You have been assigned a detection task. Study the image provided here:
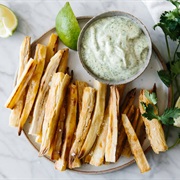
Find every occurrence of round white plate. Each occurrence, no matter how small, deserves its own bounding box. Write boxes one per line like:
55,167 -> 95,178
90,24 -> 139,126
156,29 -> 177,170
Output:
23,17 -> 171,174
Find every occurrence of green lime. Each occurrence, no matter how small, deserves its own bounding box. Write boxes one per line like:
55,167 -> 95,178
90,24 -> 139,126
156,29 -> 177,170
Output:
0,4 -> 18,38
55,2 -> 80,50
174,96 -> 180,127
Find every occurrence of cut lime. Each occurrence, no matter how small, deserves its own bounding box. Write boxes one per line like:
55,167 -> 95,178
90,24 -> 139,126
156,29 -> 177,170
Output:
55,2 -> 80,50
174,96 -> 180,127
0,4 -> 18,38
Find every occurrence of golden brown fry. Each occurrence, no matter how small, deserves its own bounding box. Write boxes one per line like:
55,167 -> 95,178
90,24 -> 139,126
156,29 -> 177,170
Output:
116,88 -> 136,160
105,86 -> 119,162
9,37 -> 31,127
35,133 -> 42,143
90,105 -> 110,166
29,50 -> 64,135
136,116 -> 146,146
69,87 -> 96,169
58,48 -> 69,73
18,44 -> 47,135
79,81 -> 107,158
116,84 -> 126,104
75,80 -> 88,114
121,88 -> 136,113
45,33 -> 59,68
40,73 -> 71,155
139,89 -> 168,154
122,114 -> 150,173
5,58 -> 37,109
122,107 -> 140,157
55,84 -> 77,171
51,103 -> 66,160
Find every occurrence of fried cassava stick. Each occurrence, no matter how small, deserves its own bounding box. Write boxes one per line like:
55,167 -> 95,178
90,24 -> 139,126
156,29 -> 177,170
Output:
105,86 -> 119,162
79,80 -> 107,158
122,107 -> 140,157
90,104 -> 110,166
29,50 -> 64,135
139,88 -> 168,154
9,36 -> 31,127
69,87 -> 96,169
122,114 -> 150,173
51,102 -> 66,160
5,58 -> 37,109
116,88 -> 136,160
18,44 -> 47,135
40,73 -> 71,155
45,33 -> 59,68
58,48 -> 69,73
55,84 -> 77,171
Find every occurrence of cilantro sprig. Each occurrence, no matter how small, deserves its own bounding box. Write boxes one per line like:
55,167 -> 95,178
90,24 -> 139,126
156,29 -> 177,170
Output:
142,103 -> 180,125
154,0 -> 180,105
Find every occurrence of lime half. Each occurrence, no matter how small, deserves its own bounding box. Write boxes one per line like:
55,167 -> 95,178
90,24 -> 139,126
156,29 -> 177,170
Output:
55,2 -> 80,50
174,97 -> 180,127
0,4 -> 18,38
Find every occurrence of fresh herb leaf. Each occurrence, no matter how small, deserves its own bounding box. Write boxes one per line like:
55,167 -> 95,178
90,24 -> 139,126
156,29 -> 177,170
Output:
154,0 -> 180,41
171,59 -> 180,76
142,103 -> 180,125
142,103 -> 159,120
157,70 -> 172,87
168,0 -> 180,9
144,90 -> 157,105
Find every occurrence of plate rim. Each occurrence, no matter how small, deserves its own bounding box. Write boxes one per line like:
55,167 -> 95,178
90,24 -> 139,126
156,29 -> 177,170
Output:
22,16 -> 172,174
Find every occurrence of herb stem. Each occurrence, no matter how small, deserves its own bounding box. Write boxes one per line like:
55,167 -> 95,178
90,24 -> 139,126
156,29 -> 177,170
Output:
168,137 -> 180,150
175,76 -> 180,97
173,42 -> 180,62
165,35 -> 174,106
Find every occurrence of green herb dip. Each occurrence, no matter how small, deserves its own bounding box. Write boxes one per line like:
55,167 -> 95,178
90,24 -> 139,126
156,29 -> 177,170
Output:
80,16 -> 149,82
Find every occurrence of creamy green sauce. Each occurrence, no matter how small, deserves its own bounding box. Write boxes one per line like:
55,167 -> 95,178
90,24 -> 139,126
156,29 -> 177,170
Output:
80,16 -> 149,82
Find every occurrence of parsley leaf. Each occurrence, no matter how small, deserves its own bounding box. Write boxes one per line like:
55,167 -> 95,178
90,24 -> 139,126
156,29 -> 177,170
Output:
154,0 -> 180,41
144,90 -> 157,105
142,103 -> 180,125
141,103 -> 159,120
171,59 -> 180,76
157,70 -> 172,87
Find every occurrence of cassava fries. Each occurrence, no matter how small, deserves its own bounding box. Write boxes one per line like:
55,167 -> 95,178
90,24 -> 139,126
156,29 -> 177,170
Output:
116,88 -> 136,160
105,86 -> 119,162
121,88 -> 136,114
69,87 -> 96,169
58,48 -> 69,73
29,50 -> 64,135
79,80 -> 107,158
40,73 -> 71,155
55,84 -> 77,171
136,116 -> 146,146
9,36 -> 31,127
51,103 -> 66,160
90,105 -> 110,166
139,88 -> 168,154
45,33 -> 59,68
116,84 -> 126,104
5,58 -> 37,109
122,114 -> 150,173
122,107 -> 140,157
18,44 -> 47,135
75,80 -> 88,113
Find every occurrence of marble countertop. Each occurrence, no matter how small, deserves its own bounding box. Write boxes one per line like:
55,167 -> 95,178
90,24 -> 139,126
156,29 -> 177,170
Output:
0,0 -> 179,179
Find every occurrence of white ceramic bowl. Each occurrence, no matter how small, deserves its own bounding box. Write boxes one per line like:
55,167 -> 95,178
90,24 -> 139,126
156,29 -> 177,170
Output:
77,11 -> 152,85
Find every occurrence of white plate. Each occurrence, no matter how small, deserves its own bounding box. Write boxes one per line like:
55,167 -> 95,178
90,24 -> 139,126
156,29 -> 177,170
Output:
23,17 -> 171,174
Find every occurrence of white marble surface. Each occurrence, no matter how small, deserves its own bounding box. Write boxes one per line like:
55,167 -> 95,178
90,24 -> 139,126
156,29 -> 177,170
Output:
0,0 -> 180,179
